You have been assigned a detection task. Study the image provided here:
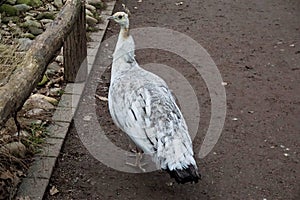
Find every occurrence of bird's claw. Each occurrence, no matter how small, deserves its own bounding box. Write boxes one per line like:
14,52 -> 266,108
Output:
125,161 -> 147,172
126,151 -> 147,172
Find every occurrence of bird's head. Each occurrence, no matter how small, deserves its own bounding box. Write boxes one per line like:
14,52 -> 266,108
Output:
107,12 -> 129,27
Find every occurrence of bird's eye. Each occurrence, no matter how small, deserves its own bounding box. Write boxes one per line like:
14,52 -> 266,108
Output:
118,15 -> 123,19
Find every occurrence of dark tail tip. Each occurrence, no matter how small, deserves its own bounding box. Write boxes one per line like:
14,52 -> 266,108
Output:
166,165 -> 201,184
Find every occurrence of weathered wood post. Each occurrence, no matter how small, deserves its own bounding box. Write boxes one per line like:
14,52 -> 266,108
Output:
63,0 -> 87,82
0,0 -> 83,127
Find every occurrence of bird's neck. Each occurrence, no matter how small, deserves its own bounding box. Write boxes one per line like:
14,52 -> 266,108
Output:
115,24 -> 132,56
111,23 -> 137,81
119,24 -> 130,39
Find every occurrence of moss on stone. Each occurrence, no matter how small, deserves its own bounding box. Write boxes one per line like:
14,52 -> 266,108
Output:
16,0 -> 42,8
0,4 -> 19,16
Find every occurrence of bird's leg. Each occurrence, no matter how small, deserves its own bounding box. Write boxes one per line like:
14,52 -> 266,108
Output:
126,147 -> 147,172
14,111 -> 21,140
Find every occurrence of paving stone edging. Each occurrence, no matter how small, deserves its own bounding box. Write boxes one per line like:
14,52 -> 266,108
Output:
16,1 -> 116,199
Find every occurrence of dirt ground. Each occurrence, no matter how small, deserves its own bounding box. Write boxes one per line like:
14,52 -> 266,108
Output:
44,0 -> 300,199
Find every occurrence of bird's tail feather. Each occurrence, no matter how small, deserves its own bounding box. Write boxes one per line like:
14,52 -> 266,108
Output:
166,164 -> 200,184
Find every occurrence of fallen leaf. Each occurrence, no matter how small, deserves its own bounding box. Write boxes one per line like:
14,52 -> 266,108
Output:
175,2 -> 183,6
95,94 -> 108,101
50,185 -> 59,196
83,115 -> 92,121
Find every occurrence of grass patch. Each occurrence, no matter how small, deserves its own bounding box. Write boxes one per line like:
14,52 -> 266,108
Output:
22,122 -> 48,153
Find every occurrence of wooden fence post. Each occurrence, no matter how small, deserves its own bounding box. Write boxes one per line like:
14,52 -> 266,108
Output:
63,1 -> 87,82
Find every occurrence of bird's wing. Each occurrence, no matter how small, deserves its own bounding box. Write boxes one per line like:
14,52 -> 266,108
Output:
109,72 -> 167,154
109,71 -> 194,169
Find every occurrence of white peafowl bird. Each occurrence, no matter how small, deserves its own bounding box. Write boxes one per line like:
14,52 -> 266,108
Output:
107,12 -> 200,184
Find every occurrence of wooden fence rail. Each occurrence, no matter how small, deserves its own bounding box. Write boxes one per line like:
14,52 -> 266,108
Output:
0,0 -> 87,127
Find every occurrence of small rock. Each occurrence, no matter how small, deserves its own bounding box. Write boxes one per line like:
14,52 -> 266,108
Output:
87,0 -> 104,9
16,0 -> 42,8
221,81 -> 228,86
22,19 -> 42,28
86,15 -> 98,26
23,95 -> 55,111
85,4 -> 96,12
25,108 -> 46,117
1,16 -> 20,24
232,117 -> 238,121
18,38 -> 33,51
36,11 -> 57,20
0,4 -> 19,16
53,0 -> 63,8
28,26 -> 43,35
24,15 -> 33,21
283,153 -> 289,157
49,88 -> 62,97
21,32 -> 35,39
86,8 -> 94,17
55,55 -> 64,64
47,61 -> 61,72
30,93 -> 58,105
13,4 -> 32,12
6,0 -> 17,5
40,18 -> 53,24
45,62 -> 61,78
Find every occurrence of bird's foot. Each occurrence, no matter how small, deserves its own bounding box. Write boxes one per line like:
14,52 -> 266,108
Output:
126,161 -> 147,172
126,152 -> 147,172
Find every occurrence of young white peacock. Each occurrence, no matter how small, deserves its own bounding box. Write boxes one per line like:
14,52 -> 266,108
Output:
107,12 -> 200,184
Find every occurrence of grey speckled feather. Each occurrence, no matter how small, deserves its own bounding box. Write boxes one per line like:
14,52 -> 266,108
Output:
108,12 -> 200,183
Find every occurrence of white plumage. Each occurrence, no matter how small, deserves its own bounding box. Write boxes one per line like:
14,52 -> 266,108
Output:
108,12 -> 200,183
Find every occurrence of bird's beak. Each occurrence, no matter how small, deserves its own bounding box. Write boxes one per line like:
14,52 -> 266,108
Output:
107,16 -> 114,20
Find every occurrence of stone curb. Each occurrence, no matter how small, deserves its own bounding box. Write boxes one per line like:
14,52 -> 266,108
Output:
16,1 -> 116,199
